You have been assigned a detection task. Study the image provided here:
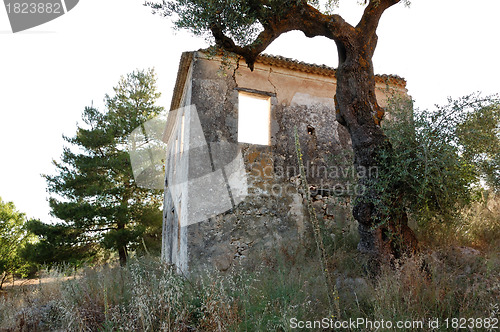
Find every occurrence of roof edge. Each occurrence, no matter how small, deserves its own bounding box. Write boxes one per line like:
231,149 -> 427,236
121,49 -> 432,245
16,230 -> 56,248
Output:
193,49 -> 406,87
169,50 -> 407,111
170,52 -> 194,112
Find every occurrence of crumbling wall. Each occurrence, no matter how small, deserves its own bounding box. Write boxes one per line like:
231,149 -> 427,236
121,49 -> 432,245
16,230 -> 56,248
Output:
179,54 -> 349,273
164,52 -> 407,274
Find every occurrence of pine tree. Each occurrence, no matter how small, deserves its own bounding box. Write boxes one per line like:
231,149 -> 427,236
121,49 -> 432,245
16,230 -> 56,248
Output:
44,69 -> 164,266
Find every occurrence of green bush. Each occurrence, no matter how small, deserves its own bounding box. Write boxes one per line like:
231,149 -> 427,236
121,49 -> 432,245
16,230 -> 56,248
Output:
378,94 -> 500,231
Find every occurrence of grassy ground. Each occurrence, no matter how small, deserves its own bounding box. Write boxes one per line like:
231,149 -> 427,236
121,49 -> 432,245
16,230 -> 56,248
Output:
1,196 -> 498,331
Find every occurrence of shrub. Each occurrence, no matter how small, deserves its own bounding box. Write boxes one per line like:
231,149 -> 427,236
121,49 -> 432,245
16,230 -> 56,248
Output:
378,94 -> 500,231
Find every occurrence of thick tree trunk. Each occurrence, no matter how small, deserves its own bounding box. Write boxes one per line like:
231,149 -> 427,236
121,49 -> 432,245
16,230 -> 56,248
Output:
118,245 -> 127,267
117,221 -> 128,267
334,35 -> 418,264
0,272 -> 7,290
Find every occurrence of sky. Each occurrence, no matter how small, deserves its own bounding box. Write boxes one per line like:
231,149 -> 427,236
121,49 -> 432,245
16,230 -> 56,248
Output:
0,0 -> 499,222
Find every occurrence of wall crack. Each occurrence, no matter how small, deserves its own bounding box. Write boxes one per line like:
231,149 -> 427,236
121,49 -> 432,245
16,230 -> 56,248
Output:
268,67 -> 278,94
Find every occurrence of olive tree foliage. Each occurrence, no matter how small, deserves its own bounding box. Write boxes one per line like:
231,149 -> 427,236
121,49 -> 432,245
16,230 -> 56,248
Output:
378,94 -> 500,232
147,0 -> 410,68
456,97 -> 500,192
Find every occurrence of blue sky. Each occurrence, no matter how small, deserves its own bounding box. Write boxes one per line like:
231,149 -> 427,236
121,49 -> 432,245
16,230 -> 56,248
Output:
1,0 -> 499,222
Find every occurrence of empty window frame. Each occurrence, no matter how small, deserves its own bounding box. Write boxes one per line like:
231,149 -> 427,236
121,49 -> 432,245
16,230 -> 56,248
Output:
237,91 -> 271,145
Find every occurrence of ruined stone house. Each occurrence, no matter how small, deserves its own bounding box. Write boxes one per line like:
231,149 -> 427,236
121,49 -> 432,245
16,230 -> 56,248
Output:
161,50 -> 407,274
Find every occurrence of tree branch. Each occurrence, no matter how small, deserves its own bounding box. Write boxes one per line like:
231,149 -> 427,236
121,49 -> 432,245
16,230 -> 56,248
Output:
356,0 -> 400,36
210,1 -> 354,69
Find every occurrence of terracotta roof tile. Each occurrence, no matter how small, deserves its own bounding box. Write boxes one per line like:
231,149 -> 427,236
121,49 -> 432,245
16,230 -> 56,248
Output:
254,53 -> 406,87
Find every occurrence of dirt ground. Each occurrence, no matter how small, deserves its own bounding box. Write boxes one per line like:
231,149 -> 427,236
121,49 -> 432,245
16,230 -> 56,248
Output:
0,275 -> 77,296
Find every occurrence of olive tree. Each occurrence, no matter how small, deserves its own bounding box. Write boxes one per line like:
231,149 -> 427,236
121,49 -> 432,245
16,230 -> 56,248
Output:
380,94 -> 500,233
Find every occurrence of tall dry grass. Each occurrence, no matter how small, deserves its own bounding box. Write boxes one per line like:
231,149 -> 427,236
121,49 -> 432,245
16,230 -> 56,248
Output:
0,195 -> 498,331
